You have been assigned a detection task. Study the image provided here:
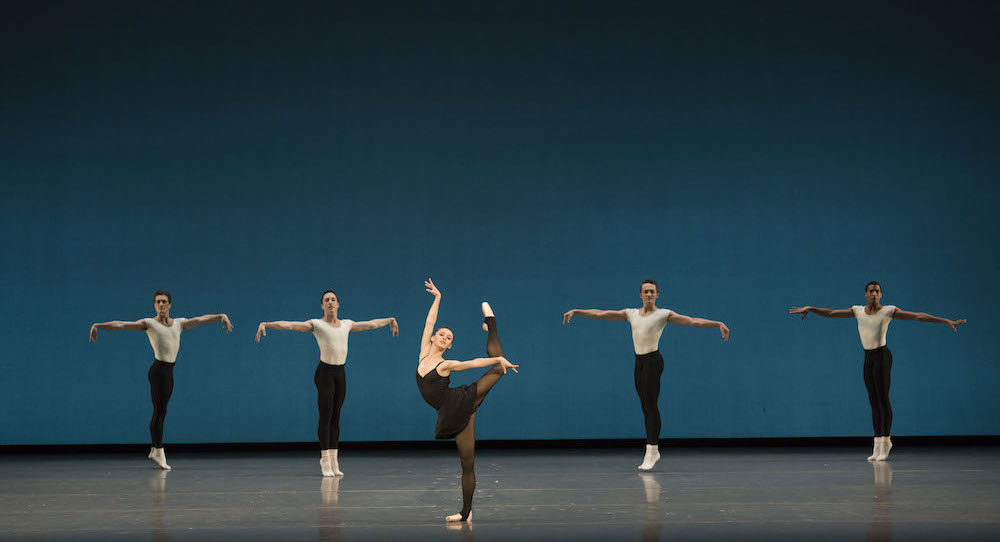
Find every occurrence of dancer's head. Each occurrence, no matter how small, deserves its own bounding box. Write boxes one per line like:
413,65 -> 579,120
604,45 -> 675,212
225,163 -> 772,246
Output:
431,327 -> 453,351
639,279 -> 659,307
321,290 -> 339,316
153,290 -> 171,317
865,281 -> 882,306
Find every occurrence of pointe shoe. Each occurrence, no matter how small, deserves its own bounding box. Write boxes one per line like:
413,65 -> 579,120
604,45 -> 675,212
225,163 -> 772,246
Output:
446,511 -> 471,522
148,447 -> 171,470
320,456 -> 335,477
875,437 -> 892,461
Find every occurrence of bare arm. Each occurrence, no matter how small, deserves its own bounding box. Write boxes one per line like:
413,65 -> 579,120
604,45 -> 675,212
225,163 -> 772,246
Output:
892,308 -> 967,331
562,308 -> 627,325
419,279 -> 441,359
255,320 -> 314,342
350,317 -> 399,337
89,319 -> 148,342
182,314 -> 234,332
789,306 -> 854,319
439,356 -> 518,375
668,312 -> 730,341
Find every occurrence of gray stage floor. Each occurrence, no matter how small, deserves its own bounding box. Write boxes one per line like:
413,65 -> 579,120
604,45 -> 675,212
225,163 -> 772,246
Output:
2,446 -> 999,541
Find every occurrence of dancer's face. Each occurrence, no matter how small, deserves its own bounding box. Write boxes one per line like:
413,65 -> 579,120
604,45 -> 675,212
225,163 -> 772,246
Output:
322,293 -> 339,315
639,283 -> 659,306
865,284 -> 882,306
432,328 -> 453,350
154,295 -> 171,317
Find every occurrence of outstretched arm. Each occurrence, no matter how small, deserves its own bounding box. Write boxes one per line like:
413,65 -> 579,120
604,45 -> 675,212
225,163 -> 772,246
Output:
563,308 -> 627,325
439,356 -> 518,375
893,308 -> 967,331
789,306 -> 854,319
351,317 -> 399,337
668,312 -> 730,341
183,314 -> 234,332
419,278 -> 441,358
255,320 -> 314,342
89,319 -> 148,342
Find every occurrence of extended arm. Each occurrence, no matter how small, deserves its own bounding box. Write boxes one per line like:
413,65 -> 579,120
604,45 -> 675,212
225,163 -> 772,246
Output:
668,312 -> 730,340
439,356 -> 518,375
183,314 -> 234,332
789,306 -> 854,319
562,308 -> 627,325
419,279 -> 441,358
350,317 -> 399,337
893,308 -> 967,331
254,320 -> 314,342
89,319 -> 148,342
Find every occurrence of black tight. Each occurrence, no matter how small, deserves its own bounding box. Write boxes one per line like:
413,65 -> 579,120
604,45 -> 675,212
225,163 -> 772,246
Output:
147,360 -> 174,448
634,351 -> 664,445
454,316 -> 506,520
863,346 -> 893,437
314,363 -> 347,450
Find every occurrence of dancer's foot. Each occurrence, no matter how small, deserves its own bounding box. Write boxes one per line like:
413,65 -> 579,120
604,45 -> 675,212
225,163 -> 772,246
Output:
482,302 -> 494,331
331,450 -> 344,476
638,444 -> 660,471
446,510 -> 471,522
320,455 -> 335,477
875,437 -> 892,461
867,437 -> 880,462
148,447 -> 171,470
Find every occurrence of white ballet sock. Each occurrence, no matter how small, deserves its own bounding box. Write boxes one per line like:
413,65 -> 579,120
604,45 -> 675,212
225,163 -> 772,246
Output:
638,444 -> 660,471
320,450 -> 334,477
876,436 -> 893,461
867,437 -> 880,462
331,449 -> 344,476
148,447 -> 171,470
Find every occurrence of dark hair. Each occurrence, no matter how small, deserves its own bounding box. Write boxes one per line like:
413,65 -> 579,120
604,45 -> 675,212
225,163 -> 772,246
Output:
153,290 -> 172,303
865,281 -> 882,292
321,290 -> 338,303
639,279 -> 659,293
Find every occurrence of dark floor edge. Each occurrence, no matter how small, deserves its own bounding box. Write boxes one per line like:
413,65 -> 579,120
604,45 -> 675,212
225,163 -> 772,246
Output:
3,435 -> 1000,454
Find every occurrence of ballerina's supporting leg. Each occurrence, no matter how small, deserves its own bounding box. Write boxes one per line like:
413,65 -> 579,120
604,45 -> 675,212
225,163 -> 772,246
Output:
447,414 -> 477,522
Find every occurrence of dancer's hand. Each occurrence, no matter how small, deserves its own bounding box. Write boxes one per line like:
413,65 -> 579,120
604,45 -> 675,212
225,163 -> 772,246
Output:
89,324 -> 98,342
389,317 -> 399,337
220,314 -> 234,332
255,323 -> 267,342
497,356 -> 519,374
562,309 -> 575,325
947,319 -> 967,331
719,322 -> 730,341
789,306 -> 811,319
425,278 -> 441,297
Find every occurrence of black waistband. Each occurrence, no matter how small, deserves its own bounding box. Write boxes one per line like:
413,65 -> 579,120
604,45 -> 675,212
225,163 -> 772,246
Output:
152,359 -> 174,367
864,345 -> 891,353
635,350 -> 662,359
316,362 -> 346,369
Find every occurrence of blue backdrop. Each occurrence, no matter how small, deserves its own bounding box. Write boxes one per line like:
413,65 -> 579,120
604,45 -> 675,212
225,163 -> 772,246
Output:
2,1 -> 997,444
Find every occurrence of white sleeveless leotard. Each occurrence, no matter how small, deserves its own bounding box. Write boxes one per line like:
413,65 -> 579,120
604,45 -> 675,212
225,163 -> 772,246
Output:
624,308 -> 673,355
310,319 -> 354,365
852,305 -> 896,350
143,317 -> 186,363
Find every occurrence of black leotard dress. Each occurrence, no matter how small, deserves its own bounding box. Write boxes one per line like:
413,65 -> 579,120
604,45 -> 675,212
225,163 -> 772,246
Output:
416,362 -> 480,439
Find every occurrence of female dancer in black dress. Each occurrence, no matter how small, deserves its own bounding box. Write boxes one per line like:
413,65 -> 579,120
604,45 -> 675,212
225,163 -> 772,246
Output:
416,278 -> 518,522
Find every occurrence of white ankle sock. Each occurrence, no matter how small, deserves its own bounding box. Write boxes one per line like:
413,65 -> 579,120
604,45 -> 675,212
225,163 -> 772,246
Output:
638,444 -> 660,471
148,447 -> 171,470
867,437 -> 880,462
331,449 -> 344,476
320,450 -> 334,477
876,437 -> 892,461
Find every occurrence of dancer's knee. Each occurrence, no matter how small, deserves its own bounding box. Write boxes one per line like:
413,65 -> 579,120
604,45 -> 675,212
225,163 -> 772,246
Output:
460,455 -> 475,472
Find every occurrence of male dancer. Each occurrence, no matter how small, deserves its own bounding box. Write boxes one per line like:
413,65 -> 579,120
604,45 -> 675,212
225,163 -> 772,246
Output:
564,279 -> 729,470
790,281 -> 966,460
90,290 -> 233,469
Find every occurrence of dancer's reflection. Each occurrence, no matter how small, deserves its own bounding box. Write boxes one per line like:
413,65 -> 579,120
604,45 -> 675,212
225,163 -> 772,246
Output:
867,462 -> 894,542
319,476 -> 342,541
149,470 -> 171,542
445,520 -> 476,542
638,472 -> 663,542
